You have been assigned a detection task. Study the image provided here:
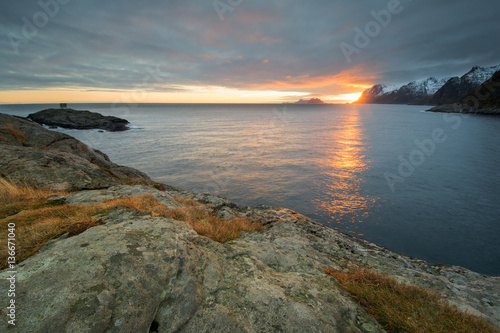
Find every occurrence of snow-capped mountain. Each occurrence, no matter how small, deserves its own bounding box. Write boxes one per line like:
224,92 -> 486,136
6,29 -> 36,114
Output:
428,70 -> 500,114
355,77 -> 449,104
355,84 -> 397,103
463,65 -> 500,85
355,65 -> 500,105
421,65 -> 500,105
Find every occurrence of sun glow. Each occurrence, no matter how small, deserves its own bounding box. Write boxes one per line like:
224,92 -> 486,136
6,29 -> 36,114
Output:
0,86 -> 311,104
329,92 -> 363,103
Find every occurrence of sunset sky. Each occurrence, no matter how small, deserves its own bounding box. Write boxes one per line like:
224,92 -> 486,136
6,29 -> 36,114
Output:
1,0 -> 499,104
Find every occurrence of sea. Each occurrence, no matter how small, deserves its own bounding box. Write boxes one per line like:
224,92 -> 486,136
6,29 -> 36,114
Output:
1,103 -> 499,275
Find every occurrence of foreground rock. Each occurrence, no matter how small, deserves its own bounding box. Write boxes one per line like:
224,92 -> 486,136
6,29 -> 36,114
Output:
0,185 -> 499,332
27,108 -> 130,131
0,113 -> 153,190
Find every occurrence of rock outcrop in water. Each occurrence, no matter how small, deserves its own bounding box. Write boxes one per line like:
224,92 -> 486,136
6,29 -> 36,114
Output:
0,113 -> 153,191
27,108 -> 130,131
0,113 -> 499,332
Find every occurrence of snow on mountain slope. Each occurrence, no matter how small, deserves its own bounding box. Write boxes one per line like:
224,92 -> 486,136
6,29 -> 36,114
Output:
354,65 -> 500,105
461,65 -> 500,85
401,77 -> 450,96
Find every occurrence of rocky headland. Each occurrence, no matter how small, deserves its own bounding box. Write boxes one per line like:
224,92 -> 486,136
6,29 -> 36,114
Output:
0,113 -> 154,191
0,113 -> 499,332
27,108 -> 130,131
428,70 -> 500,115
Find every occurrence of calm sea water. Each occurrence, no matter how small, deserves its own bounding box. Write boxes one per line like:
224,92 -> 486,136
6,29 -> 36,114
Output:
2,103 -> 499,275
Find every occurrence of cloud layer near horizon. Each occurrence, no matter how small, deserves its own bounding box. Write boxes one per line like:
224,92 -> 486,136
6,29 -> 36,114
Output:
1,0 -> 499,101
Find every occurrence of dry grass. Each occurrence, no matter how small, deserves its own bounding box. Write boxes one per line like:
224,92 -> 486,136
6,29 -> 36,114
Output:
0,124 -> 27,143
0,177 -> 68,219
174,197 -> 199,206
1,180 -> 262,268
325,268 -> 498,333
170,197 -> 262,242
1,204 -> 106,268
164,204 -> 262,243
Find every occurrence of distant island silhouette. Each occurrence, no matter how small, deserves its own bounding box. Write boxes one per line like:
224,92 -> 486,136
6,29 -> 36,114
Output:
290,97 -> 326,104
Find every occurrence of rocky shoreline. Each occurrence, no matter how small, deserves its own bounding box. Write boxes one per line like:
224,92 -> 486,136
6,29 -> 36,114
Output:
0,113 -> 154,191
0,113 -> 499,332
427,104 -> 500,115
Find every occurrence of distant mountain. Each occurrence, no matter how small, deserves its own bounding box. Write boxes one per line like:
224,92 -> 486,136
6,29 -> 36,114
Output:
353,84 -> 398,104
355,65 -> 500,105
294,98 -> 325,104
355,77 -> 449,104
418,65 -> 500,105
428,70 -> 500,115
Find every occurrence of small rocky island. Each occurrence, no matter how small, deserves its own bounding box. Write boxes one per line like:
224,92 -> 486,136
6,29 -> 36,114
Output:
0,113 -> 499,332
27,108 -> 130,131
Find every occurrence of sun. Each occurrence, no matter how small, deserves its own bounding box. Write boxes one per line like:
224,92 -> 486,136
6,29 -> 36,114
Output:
329,92 -> 363,104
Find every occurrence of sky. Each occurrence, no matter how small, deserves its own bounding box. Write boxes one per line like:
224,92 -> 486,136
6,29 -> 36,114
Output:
1,0 -> 499,104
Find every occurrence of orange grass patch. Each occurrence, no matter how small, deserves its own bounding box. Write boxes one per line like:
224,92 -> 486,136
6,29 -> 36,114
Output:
325,269 -> 498,333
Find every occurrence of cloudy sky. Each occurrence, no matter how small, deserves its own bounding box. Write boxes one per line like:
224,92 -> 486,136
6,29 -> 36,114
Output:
1,0 -> 499,103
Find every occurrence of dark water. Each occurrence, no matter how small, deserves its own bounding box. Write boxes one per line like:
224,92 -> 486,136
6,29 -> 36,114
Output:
2,103 -> 499,275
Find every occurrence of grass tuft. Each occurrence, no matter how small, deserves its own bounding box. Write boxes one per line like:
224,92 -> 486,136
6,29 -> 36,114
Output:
0,124 -> 27,143
0,177 -> 68,219
163,204 -> 262,243
325,268 -> 498,333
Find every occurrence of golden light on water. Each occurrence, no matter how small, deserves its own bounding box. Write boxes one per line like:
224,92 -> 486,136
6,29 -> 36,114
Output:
314,108 -> 377,236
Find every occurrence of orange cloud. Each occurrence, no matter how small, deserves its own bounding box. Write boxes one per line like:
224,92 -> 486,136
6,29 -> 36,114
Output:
244,63 -> 379,93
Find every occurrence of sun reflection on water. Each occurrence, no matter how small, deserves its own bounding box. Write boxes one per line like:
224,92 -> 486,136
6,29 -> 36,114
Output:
314,108 -> 379,236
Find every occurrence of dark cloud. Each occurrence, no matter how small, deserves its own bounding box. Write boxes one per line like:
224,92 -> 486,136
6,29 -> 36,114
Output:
1,0 -> 499,97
